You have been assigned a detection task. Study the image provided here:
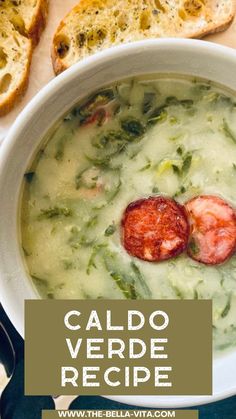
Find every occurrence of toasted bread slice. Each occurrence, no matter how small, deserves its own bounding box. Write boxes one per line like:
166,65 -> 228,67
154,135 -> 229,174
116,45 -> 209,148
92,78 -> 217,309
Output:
0,0 -> 48,116
0,0 -> 48,45
52,0 -> 236,75
0,13 -> 32,116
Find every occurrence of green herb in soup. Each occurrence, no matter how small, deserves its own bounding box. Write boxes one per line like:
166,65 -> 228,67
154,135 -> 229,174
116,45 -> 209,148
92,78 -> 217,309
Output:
21,76 -> 236,352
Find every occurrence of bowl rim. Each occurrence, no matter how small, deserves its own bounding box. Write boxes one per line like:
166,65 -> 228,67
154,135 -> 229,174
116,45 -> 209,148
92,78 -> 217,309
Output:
1,38 -> 236,407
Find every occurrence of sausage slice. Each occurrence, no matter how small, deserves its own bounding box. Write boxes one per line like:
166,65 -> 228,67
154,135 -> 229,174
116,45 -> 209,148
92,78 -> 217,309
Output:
121,196 -> 189,262
185,195 -> 236,265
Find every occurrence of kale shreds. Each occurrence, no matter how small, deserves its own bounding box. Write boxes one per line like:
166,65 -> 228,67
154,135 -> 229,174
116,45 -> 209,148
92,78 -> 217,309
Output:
174,185 -> 186,197
24,172 -> 35,183
110,272 -> 138,299
148,96 -> 194,125
172,165 -> 181,176
194,290 -> 199,300
38,206 -> 72,219
103,253 -> 138,299
189,239 -> 199,256
148,106 -> 167,125
31,275 -> 48,287
87,248 -> 98,275
142,92 -> 156,114
104,224 -> 116,236
92,130 -> 127,150
68,217 -> 100,251
55,149 -> 64,161
222,119 -> 236,144
221,296 -> 231,318
182,153 -> 192,174
75,169 -> 86,190
54,134 -> 69,161
218,95 -> 235,108
121,118 -> 146,138
165,96 -> 179,106
90,121 -> 145,162
172,152 -> 192,177
152,186 -> 159,193
172,285 -> 184,299
87,244 -> 108,275
106,177 -> 122,203
63,260 -> 74,270
180,99 -> 194,108
85,154 -> 111,167
90,130 -> 130,164
75,167 -> 98,190
139,158 -> 151,172
177,146 -> 183,156
130,262 -> 152,299
85,215 -> 98,228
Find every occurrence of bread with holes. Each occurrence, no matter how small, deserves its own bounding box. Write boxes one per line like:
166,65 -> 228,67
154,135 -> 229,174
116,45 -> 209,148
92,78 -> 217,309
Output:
52,0 -> 236,75
0,0 -> 48,116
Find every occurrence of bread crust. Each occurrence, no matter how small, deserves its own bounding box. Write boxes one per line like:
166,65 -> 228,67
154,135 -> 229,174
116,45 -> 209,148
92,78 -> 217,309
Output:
0,0 -> 48,116
51,20 -> 68,75
51,0 -> 236,75
28,0 -> 49,46
0,41 -> 33,117
189,5 -> 236,39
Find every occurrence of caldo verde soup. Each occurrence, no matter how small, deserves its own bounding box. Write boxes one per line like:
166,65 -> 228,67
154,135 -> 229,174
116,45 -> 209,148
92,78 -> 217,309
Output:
21,76 -> 236,351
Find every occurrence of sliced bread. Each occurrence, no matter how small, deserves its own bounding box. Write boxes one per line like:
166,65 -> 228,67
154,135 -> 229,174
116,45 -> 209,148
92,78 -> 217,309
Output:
0,13 -> 32,116
0,0 -> 48,46
52,0 -> 236,75
0,0 -> 48,116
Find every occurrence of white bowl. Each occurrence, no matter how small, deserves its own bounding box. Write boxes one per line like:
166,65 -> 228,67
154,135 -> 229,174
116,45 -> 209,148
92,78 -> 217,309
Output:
0,39 -> 236,408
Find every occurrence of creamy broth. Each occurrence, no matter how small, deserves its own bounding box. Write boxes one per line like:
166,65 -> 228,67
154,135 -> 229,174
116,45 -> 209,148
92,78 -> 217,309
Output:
21,76 -> 236,351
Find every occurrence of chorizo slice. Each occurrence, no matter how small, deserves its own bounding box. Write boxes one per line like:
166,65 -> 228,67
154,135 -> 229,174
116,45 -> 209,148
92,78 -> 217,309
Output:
185,195 -> 236,265
121,196 -> 189,262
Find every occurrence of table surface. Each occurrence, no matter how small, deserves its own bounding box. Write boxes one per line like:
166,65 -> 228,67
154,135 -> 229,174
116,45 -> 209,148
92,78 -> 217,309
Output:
1,4 -> 236,418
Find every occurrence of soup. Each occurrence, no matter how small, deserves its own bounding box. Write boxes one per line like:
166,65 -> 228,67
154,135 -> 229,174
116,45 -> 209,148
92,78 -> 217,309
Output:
21,76 -> 236,351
